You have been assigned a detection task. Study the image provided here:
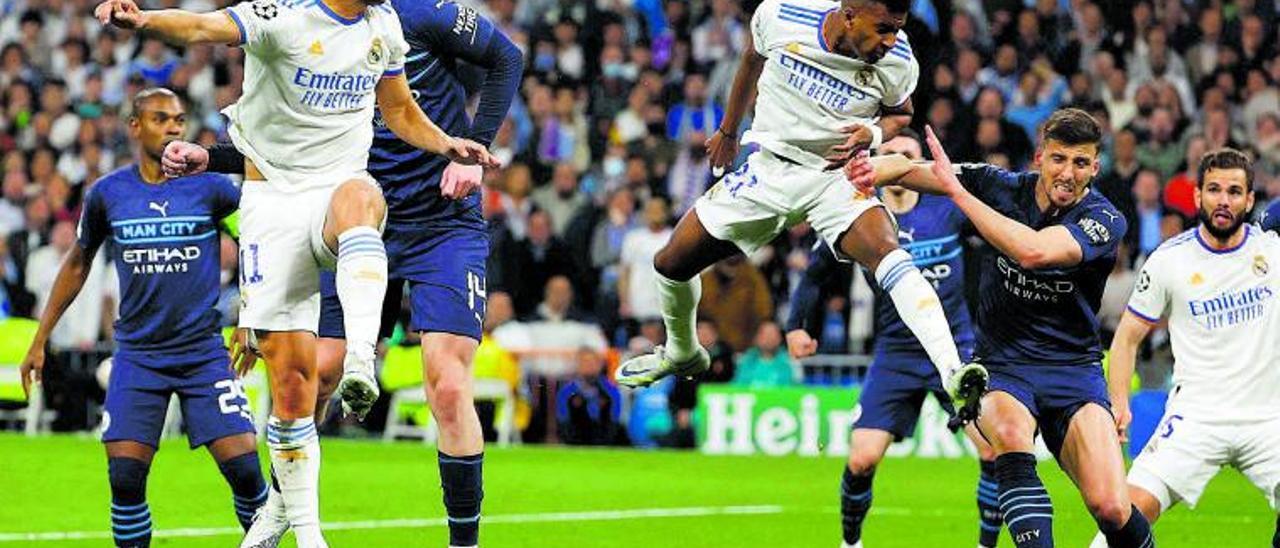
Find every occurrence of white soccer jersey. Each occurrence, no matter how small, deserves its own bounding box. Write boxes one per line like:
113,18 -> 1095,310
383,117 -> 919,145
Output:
1126,225 -> 1280,422
743,0 -> 919,165
223,0 -> 408,191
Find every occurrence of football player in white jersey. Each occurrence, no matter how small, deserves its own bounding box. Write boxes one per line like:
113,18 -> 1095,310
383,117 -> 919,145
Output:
94,0 -> 497,546
1092,148 -> 1280,547
615,0 -> 987,421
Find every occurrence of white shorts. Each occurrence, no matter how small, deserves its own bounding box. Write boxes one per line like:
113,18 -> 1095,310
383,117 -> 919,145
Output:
1129,412 -> 1280,509
237,174 -> 377,333
694,149 -> 886,258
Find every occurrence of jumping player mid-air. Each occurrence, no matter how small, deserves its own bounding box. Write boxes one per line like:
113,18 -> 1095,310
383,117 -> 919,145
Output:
21,88 -> 268,548
615,0 -> 988,425
847,109 -> 1155,547
94,0 -> 497,545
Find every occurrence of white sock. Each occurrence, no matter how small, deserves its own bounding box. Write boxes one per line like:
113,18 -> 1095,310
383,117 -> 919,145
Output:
1087,532 -> 1110,548
336,227 -> 387,365
656,271 -> 702,362
873,249 -> 962,378
267,416 -> 327,548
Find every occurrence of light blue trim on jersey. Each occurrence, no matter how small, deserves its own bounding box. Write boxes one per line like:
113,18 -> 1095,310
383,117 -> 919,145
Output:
780,3 -> 827,17
901,233 -> 959,249
111,215 -> 211,227
408,59 -> 441,85
315,0 -> 364,25
779,13 -> 820,27
113,231 -> 218,245
1126,305 -> 1160,324
226,9 -> 247,46
912,247 -> 963,268
406,50 -> 433,63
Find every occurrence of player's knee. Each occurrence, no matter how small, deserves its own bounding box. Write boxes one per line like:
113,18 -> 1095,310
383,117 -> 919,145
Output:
653,246 -> 691,281
333,180 -> 387,226
845,451 -> 881,477
1086,494 -> 1131,529
988,421 -> 1035,452
426,375 -> 471,425
107,457 -> 150,498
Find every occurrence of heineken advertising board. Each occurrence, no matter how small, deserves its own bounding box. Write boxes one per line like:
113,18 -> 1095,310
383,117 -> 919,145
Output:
696,385 -> 983,458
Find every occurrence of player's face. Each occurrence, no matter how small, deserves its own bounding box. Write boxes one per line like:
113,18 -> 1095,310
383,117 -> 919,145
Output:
130,97 -> 187,160
1195,168 -> 1253,239
1034,139 -> 1099,209
842,5 -> 906,64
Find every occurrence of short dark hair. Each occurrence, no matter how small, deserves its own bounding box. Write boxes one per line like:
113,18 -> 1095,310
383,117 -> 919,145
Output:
1197,148 -> 1253,190
848,0 -> 910,13
1039,108 -> 1102,148
130,87 -> 180,119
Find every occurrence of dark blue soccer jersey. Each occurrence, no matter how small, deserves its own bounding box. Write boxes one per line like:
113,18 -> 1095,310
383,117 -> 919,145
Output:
371,0 -> 522,229
957,164 -> 1127,367
874,193 -> 974,354
1261,200 -> 1280,234
78,166 -> 239,355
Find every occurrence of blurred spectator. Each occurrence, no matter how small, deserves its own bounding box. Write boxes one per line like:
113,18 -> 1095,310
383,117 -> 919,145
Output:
665,72 -> 722,143
556,346 -> 623,445
1098,241 -> 1136,346
665,319 -> 736,448
699,256 -> 772,353
1006,60 -> 1068,142
731,321 -> 795,388
531,162 -> 586,236
666,129 -> 712,217
26,219 -> 112,350
977,44 -> 1021,101
1131,170 -> 1167,259
590,187 -> 636,298
1163,134 -> 1209,220
0,169 -> 26,234
969,87 -> 1032,167
618,196 -> 671,322
495,162 -> 535,240
216,234 -> 239,327
1136,108 -> 1183,180
508,210 -> 574,317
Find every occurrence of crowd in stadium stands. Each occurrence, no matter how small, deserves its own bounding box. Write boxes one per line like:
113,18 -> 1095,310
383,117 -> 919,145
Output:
2,0 -> 1279,444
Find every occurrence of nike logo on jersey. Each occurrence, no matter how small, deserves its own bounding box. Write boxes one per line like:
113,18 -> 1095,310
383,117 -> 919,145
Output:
149,201 -> 169,217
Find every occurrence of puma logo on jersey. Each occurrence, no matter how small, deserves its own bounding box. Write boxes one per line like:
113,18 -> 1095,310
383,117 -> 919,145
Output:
149,201 -> 169,217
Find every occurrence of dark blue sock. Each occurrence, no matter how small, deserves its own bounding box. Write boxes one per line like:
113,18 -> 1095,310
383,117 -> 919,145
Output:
1273,514 -> 1278,548
977,459 -> 1002,547
995,452 -> 1053,548
218,451 -> 268,531
1100,504 -> 1153,548
107,457 -> 151,548
840,466 -> 873,545
439,452 -> 483,546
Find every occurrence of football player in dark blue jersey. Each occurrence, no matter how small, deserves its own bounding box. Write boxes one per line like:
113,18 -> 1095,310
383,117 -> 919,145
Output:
847,109 -> 1154,548
162,3 -> 521,546
1261,199 -> 1280,234
20,89 -> 267,548
788,132 -> 1003,548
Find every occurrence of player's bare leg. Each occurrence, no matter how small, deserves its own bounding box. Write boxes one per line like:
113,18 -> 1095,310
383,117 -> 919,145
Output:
615,208 -> 739,387
1059,404 -> 1154,547
836,207 -> 987,419
422,332 -> 484,547
313,338 -> 346,424
1088,484 -> 1166,548
976,391 -> 1050,548
324,180 -> 389,420
253,331 -> 327,548
839,428 -> 894,548
105,442 -> 156,548
967,424 -> 1005,548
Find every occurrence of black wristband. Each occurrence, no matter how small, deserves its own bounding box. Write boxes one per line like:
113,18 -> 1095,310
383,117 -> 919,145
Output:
207,142 -> 246,175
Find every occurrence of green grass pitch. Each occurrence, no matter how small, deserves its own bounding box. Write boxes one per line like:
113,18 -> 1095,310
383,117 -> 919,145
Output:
2,434 -> 1272,546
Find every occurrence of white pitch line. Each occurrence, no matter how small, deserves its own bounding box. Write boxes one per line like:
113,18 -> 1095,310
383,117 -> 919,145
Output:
0,505 -> 784,542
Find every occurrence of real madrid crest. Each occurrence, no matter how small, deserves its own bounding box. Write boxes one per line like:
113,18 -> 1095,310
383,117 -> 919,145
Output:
1254,254 -> 1269,277
368,37 -> 384,65
854,67 -> 875,87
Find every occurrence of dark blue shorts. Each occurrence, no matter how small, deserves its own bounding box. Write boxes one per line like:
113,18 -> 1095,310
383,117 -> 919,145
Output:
853,351 -> 957,440
319,223 -> 488,341
986,362 -> 1111,457
102,347 -> 255,449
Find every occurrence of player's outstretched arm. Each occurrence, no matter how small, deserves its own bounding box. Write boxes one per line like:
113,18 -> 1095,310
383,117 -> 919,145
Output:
94,0 -> 240,45
1108,312 -> 1154,442
20,245 -> 97,396
922,126 -> 1085,270
706,31 -> 766,173
376,75 -> 500,168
